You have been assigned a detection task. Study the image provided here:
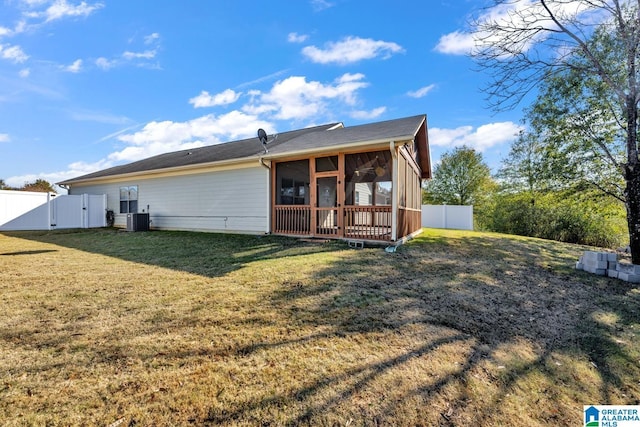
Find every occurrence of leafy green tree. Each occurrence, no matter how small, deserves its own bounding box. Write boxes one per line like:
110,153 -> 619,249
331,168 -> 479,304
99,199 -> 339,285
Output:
524,52 -> 625,202
472,1 -> 640,262
21,179 -> 56,193
498,130 -> 554,196
423,146 -> 492,206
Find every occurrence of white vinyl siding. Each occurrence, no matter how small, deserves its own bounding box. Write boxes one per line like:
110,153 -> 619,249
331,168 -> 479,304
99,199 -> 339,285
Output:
70,165 -> 269,234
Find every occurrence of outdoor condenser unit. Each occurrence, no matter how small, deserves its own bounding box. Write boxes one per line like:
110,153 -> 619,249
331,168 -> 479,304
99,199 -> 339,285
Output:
126,213 -> 150,232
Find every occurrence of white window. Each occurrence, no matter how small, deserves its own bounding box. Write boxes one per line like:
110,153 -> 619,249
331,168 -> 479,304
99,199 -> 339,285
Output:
119,186 -> 138,213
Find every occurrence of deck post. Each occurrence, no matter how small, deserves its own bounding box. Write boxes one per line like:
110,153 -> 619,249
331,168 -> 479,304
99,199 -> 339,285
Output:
390,140 -> 398,241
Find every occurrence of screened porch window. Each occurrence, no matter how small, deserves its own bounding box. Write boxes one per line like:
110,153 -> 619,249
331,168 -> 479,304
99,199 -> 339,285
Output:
119,185 -> 138,213
345,151 -> 392,206
276,160 -> 310,205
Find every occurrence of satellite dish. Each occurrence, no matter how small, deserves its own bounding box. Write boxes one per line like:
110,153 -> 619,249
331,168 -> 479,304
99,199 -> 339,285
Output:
258,128 -> 268,145
257,128 -> 277,153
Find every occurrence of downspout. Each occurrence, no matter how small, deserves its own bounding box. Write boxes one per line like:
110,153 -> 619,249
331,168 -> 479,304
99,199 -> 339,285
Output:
259,157 -> 272,234
390,141 -> 398,242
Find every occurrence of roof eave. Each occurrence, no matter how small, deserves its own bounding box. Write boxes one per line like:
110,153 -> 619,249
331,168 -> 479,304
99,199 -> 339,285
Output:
262,135 -> 416,161
57,155 -> 261,186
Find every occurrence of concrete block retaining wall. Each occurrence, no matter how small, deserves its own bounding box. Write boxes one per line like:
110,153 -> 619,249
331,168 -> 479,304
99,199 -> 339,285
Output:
576,250 -> 640,283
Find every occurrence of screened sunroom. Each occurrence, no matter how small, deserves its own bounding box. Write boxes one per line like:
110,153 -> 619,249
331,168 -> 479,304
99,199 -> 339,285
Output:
271,137 -> 427,243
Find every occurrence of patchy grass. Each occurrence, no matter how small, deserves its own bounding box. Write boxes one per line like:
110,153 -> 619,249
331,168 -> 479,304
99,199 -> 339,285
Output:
0,227 -> 638,426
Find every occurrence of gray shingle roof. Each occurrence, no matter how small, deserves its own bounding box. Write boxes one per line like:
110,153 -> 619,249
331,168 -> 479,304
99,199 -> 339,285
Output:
266,114 -> 426,155
59,123 -> 339,184
59,114 -> 428,185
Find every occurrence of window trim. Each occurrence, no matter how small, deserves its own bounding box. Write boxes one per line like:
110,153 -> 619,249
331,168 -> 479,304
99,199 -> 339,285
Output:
119,185 -> 139,214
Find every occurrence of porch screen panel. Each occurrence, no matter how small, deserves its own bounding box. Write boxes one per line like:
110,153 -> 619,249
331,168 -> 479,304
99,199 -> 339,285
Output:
344,150 -> 392,240
275,160 -> 309,205
345,151 -> 392,206
274,160 -> 311,235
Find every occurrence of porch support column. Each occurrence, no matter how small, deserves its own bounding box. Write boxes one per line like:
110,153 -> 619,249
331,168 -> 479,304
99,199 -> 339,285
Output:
390,140 -> 398,241
310,158 -> 316,237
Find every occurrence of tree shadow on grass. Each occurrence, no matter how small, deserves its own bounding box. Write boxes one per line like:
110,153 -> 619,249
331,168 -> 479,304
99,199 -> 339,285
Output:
205,231 -> 640,425
1,229 -> 639,425
1,228 -> 340,279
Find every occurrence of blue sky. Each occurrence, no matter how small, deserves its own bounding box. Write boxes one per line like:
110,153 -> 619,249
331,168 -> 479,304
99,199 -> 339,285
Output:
0,0 -> 527,189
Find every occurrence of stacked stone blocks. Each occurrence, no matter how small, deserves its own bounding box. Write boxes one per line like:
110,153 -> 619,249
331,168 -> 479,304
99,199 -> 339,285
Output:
576,250 -> 640,283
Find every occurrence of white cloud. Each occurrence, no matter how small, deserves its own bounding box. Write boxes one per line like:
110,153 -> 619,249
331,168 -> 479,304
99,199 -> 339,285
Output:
122,49 -> 156,60
243,73 -> 369,120
310,0 -> 334,11
95,57 -> 114,70
350,107 -> 386,120
189,89 -> 241,108
14,20 -> 27,34
112,110 -> 274,163
42,0 -> 104,22
0,44 -> 29,63
19,68 -> 30,78
435,31 -> 475,55
21,0 -> 50,7
302,36 -> 404,65
62,58 -> 82,73
430,121 -> 523,151
95,32 -> 160,70
0,133 -> 9,143
0,26 -> 11,37
5,157 -> 113,190
407,84 -> 436,98
288,32 -> 309,43
144,32 -> 160,45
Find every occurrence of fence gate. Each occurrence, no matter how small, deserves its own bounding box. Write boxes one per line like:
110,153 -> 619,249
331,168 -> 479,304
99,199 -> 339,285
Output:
0,191 -> 107,231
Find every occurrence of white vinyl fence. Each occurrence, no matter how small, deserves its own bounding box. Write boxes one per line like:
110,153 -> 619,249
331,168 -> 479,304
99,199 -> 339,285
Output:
0,190 -> 107,231
422,204 -> 473,231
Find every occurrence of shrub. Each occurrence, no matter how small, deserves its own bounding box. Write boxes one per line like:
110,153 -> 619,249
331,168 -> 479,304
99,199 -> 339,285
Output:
478,191 -> 627,248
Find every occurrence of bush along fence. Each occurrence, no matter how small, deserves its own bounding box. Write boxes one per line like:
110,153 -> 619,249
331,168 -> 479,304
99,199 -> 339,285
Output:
576,250 -> 640,283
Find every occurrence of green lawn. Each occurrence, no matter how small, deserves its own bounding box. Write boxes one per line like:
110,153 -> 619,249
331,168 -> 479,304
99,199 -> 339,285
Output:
0,227 -> 638,426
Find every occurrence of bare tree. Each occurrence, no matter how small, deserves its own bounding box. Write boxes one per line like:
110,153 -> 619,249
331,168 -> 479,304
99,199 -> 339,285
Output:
473,0 -> 640,262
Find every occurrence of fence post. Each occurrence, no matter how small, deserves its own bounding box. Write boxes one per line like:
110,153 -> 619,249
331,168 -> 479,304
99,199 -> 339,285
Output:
102,194 -> 108,227
47,193 -> 52,231
82,194 -> 88,228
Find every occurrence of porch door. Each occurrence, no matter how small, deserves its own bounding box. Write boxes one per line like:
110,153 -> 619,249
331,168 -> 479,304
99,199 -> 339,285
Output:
315,175 -> 341,236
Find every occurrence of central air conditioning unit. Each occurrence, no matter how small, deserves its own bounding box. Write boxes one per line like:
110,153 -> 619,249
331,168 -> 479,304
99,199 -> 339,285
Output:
126,213 -> 150,232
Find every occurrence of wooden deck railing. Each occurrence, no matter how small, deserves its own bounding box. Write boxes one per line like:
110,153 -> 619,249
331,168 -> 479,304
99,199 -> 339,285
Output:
274,205 -> 311,235
344,205 -> 392,241
275,205 -> 393,241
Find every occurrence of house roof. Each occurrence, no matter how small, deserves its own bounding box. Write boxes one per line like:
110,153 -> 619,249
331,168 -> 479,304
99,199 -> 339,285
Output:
59,114 -> 430,185
265,114 -> 427,156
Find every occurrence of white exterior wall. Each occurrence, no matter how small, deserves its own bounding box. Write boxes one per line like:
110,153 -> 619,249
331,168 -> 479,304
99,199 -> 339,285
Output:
70,165 -> 270,234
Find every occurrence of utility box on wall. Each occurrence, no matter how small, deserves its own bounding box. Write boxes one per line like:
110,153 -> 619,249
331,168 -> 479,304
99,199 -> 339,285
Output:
126,213 -> 150,231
